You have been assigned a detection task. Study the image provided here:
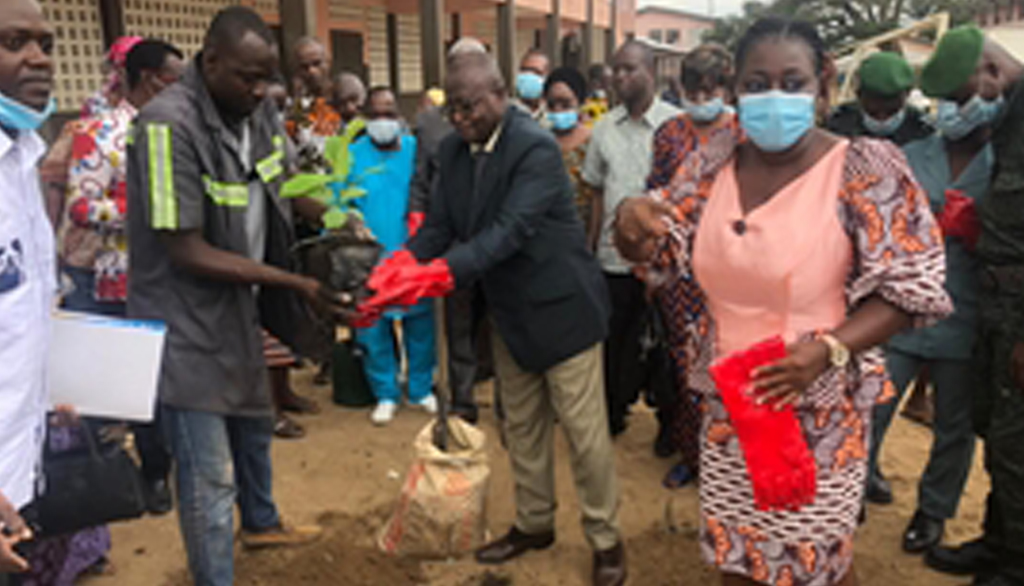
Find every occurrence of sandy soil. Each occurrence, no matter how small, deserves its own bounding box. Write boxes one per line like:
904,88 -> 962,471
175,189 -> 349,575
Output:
82,369 -> 988,586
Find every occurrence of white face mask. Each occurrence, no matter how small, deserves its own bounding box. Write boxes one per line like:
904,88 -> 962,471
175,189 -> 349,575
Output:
934,95 -> 1004,141
682,96 -> 726,123
366,118 -> 402,146
861,108 -> 906,137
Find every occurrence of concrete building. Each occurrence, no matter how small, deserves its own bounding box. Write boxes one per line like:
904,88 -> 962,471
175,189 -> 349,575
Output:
634,5 -> 713,52
41,0 -> 636,115
977,1 -> 1024,61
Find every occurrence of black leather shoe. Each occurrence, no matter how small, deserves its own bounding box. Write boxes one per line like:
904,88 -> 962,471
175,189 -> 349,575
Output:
593,542 -> 627,586
475,527 -> 555,565
925,537 -> 999,576
865,474 -> 893,505
145,478 -> 173,515
903,510 -> 944,554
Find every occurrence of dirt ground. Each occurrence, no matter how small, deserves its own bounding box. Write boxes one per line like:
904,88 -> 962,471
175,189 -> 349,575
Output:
84,368 -> 989,586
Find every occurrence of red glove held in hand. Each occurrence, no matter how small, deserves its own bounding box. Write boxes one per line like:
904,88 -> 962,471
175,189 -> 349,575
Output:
407,212 -> 426,239
937,189 -> 980,251
709,337 -> 817,512
354,250 -> 455,326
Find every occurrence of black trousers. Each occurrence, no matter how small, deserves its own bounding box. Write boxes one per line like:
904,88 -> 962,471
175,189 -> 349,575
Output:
134,416 -> 171,483
446,286 -> 499,422
603,273 -> 649,434
974,291 -> 1024,581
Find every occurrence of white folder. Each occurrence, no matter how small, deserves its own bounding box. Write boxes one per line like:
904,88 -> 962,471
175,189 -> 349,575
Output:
47,311 -> 166,422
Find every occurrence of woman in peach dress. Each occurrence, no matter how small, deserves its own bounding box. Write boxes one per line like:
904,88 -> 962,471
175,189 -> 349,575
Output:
615,18 -> 951,586
648,42 -> 738,490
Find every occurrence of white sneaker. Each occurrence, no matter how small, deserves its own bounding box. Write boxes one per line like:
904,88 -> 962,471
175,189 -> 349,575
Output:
371,401 -> 398,426
410,394 -> 438,414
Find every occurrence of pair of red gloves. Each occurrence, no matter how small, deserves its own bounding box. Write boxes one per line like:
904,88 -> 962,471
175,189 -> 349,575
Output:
937,189 -> 980,250
353,249 -> 454,327
709,337 -> 818,512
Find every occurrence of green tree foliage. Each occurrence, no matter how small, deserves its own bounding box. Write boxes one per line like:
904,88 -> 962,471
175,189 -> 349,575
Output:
702,0 -> 983,52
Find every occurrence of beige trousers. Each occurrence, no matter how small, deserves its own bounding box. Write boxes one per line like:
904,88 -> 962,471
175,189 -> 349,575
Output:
491,331 -> 621,551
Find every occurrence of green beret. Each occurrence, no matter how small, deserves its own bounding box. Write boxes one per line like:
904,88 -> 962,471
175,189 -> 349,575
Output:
920,25 -> 985,98
858,52 -> 914,97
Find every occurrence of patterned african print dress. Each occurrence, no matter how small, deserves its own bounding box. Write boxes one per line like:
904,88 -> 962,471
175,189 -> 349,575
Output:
638,123 -> 952,585
647,112 -> 739,471
562,139 -> 593,230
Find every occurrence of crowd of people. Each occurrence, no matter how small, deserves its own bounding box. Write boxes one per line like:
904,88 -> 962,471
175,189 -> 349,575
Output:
1,1 -> 1024,585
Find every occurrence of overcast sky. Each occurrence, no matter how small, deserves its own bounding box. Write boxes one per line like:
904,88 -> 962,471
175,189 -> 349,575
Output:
638,0 -> 745,18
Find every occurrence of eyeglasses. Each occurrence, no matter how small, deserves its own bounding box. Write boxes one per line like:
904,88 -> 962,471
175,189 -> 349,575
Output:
0,30 -> 55,56
443,95 -> 485,119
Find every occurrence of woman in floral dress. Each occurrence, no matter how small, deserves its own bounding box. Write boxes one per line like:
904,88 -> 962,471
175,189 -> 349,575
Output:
543,67 -> 598,247
648,42 -> 737,490
615,18 -> 951,586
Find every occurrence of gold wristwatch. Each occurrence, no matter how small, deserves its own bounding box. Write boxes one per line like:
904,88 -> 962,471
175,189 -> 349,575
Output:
819,333 -> 851,368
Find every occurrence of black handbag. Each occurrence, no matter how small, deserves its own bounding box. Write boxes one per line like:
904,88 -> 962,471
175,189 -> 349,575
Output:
32,422 -> 147,538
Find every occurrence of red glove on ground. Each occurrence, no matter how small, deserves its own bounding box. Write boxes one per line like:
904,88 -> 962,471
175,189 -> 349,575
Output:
937,189 -> 980,251
353,250 -> 455,327
709,337 -> 817,512
407,212 -> 426,239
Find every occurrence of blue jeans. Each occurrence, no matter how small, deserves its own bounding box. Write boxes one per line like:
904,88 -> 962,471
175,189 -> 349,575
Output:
161,406 -> 280,586
356,306 -> 436,403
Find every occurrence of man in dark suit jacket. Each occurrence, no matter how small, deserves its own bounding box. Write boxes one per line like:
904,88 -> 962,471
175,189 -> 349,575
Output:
407,52 -> 626,586
410,39 -> 498,424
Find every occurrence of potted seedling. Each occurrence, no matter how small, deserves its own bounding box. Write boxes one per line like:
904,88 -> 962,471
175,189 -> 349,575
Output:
281,120 -> 383,407
281,120 -> 382,300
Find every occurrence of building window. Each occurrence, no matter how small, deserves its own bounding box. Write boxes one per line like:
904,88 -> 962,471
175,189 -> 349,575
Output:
649,29 -> 662,43
666,29 -> 680,45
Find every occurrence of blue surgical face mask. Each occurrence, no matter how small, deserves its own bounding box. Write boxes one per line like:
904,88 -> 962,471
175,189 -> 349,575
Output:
547,110 -> 579,132
935,95 -> 1004,141
738,91 -> 816,153
593,89 -> 607,100
516,72 -> 545,100
862,108 -> 906,137
682,96 -> 725,123
0,92 -> 56,131
366,118 -> 402,146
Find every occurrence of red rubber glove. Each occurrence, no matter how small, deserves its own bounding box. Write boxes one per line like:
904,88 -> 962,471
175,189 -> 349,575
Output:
709,336 -> 817,512
407,212 -> 426,239
354,250 -> 454,326
937,189 -> 979,251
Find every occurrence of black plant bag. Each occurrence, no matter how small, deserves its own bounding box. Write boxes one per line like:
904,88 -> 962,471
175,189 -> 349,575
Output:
32,423 -> 146,538
291,226 -> 383,301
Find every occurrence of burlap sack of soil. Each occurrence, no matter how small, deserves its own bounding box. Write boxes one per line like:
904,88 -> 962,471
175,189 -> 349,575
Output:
378,418 -> 490,558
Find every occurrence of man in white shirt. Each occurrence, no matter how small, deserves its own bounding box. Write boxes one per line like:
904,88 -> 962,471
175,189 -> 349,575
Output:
0,0 -> 57,581
582,41 -> 680,438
